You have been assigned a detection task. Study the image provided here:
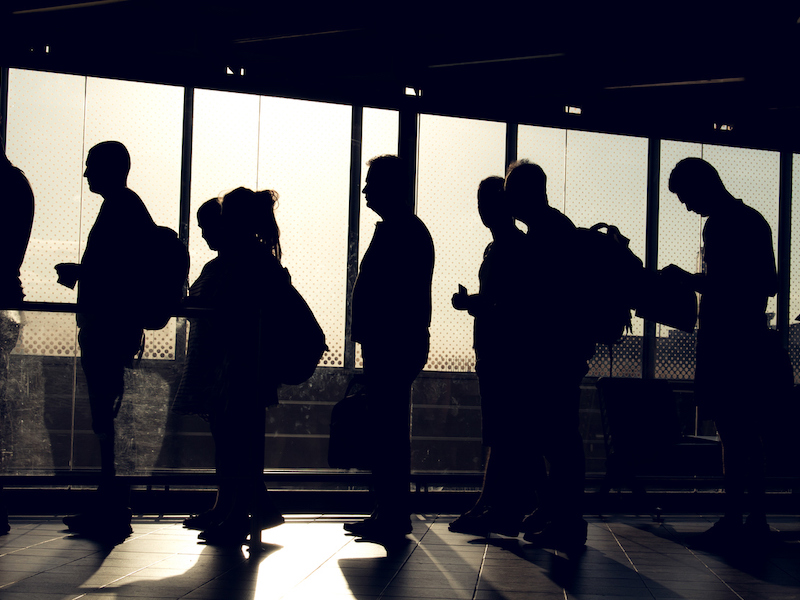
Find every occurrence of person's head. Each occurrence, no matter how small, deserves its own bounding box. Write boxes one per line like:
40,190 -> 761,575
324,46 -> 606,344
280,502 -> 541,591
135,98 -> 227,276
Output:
84,141 -> 131,195
668,158 -> 728,217
504,159 -> 548,225
363,154 -> 412,219
220,187 -> 282,260
197,198 -> 223,251
476,176 -> 510,233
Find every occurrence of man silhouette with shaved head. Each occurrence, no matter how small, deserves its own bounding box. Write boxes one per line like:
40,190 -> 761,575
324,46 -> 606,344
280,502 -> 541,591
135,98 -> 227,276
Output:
56,141 -> 156,541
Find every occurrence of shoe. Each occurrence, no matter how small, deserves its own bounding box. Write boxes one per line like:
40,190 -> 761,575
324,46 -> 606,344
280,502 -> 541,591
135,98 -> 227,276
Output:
198,519 -> 249,546
448,508 -> 521,537
0,521 -> 9,536
523,517 -> 587,552
344,518 -> 412,541
259,511 -> 285,530
690,516 -> 744,550
184,510 -> 220,530
520,508 -> 550,537
63,508 -> 133,542
743,516 -> 771,547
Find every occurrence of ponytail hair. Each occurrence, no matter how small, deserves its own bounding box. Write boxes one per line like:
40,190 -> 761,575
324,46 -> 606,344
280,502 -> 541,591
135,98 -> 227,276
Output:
220,187 -> 282,261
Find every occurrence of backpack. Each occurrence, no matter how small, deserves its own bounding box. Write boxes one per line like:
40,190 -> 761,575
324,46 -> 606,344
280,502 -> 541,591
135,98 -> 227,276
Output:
574,223 -> 645,345
137,225 -> 190,330
273,270 -> 328,385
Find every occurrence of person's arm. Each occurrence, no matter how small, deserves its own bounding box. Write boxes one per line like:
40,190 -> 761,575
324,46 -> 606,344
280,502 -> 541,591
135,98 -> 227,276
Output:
55,263 -> 81,289
661,264 -> 705,293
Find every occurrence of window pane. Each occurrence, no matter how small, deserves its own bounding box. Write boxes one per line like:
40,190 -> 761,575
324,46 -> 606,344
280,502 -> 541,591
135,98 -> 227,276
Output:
518,124 -> 567,211
417,114 -> 506,372
6,69 -> 85,360
789,154 -> 800,383
703,144 -> 780,330
656,140 -> 703,379
564,131 -> 649,378
257,96 -> 351,368
83,77 -> 185,361
355,107 -> 399,368
189,89 -> 260,285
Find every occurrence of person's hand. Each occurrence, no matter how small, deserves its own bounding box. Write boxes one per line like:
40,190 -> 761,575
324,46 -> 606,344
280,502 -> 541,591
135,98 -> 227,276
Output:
55,263 -> 80,289
661,264 -> 702,291
452,284 -> 469,310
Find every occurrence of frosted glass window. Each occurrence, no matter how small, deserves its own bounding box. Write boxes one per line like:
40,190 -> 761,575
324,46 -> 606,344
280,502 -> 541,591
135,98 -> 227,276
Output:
6,69 -> 85,357
703,145 -> 780,329
258,96 -> 351,368
789,154 -> 800,383
189,89 -> 260,285
657,142 -> 780,380
656,141 -> 703,379
355,107 -> 399,369
82,77 -> 185,361
359,108 -> 400,265
416,114 -> 506,372
6,70 -> 184,360
517,124 -> 567,211
564,131 -> 649,378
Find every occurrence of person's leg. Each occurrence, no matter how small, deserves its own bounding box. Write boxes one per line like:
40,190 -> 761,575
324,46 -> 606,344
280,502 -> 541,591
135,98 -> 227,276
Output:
346,339 -> 427,539
524,381 -> 587,549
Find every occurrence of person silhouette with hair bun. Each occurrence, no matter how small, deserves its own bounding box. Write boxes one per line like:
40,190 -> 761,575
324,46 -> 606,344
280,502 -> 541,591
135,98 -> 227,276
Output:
0,136 -> 35,536
174,188 -> 285,545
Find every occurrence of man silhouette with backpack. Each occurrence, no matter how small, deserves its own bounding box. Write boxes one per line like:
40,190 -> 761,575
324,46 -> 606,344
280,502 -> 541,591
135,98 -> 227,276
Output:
503,160 -> 595,551
56,141 -> 157,540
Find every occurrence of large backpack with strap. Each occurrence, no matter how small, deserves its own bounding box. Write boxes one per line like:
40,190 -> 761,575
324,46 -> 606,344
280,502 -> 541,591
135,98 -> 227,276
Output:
138,225 -> 190,331
574,223 -> 645,345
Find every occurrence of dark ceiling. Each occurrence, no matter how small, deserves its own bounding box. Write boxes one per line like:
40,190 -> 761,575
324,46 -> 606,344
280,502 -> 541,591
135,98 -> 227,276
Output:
3,1 -> 800,151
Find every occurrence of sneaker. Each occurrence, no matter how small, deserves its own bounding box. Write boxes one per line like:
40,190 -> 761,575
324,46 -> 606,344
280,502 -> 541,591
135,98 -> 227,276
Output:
448,508 -> 521,537
523,517 -> 587,551
690,516 -> 743,550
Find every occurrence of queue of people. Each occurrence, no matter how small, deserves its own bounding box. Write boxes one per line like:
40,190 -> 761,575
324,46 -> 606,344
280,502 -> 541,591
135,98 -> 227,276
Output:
0,137 -> 787,554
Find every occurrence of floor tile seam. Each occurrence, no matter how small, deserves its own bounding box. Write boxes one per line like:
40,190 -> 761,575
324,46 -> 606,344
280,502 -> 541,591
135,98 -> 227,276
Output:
654,519 -> 754,597
601,518 -> 663,600
0,532 -> 74,557
373,519 -> 445,600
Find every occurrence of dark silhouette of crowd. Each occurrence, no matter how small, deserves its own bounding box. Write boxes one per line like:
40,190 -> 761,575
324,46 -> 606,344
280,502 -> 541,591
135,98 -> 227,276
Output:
0,136 -> 790,556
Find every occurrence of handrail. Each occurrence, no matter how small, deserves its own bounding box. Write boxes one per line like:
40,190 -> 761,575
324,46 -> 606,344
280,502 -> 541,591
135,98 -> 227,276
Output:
4,301 -> 212,318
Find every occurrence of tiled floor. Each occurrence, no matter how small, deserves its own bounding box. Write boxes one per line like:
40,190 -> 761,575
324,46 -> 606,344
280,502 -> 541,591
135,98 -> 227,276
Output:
1,514 -> 799,599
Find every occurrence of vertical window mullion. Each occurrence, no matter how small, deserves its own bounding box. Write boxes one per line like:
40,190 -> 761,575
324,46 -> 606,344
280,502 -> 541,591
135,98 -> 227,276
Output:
778,150 -> 793,348
642,137 -> 661,379
344,105 -> 363,370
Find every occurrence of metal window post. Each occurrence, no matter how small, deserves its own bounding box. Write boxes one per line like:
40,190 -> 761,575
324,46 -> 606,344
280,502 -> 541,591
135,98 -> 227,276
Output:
642,137 -> 660,379
344,105 -> 363,370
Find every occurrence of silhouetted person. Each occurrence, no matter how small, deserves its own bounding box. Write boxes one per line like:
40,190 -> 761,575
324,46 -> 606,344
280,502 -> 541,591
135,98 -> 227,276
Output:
504,160 -> 594,550
448,176 -> 544,536
664,158 -> 782,548
175,189 -> 285,545
0,137 -> 35,536
345,155 -> 434,542
56,141 -> 155,541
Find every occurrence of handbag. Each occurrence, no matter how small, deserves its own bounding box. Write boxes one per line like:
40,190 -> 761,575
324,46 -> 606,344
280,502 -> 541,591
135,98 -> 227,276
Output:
273,267 -> 328,385
328,375 -> 371,469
